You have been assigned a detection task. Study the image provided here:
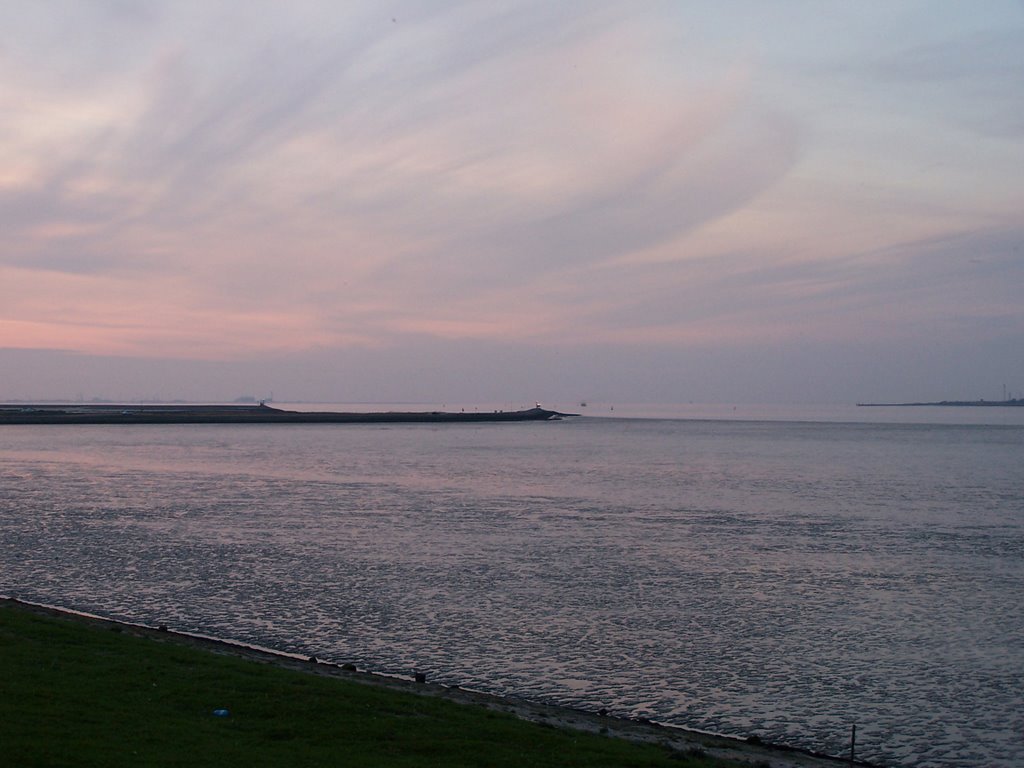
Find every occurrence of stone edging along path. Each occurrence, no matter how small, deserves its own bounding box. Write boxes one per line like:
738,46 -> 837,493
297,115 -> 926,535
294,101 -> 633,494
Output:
3,597 -> 879,768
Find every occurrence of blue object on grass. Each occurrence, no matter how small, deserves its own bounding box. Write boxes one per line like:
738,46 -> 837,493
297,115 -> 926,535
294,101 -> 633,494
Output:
213,709 -> 230,717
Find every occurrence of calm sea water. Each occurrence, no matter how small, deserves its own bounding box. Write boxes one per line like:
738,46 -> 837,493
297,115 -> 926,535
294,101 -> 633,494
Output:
2,404 -> 1022,767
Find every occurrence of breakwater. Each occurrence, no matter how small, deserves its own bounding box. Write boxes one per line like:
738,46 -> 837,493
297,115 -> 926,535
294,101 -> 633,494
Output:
0,404 -> 566,425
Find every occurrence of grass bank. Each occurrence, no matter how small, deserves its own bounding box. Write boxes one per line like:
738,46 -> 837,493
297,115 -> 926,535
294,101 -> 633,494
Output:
0,600 -> 739,768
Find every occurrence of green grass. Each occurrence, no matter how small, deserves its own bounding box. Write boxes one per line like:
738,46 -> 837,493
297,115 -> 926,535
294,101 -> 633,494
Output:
0,603 -> 733,767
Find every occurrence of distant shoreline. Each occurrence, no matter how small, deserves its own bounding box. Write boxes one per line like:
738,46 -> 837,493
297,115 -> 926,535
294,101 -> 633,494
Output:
857,400 -> 1024,407
0,404 -> 569,425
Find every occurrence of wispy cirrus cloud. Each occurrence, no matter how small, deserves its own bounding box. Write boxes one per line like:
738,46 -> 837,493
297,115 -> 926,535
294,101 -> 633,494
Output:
3,1 -> 795,357
0,1 -> 1021,402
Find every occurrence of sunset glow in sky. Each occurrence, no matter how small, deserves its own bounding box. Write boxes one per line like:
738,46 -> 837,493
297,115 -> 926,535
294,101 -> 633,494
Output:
2,2 -> 1022,403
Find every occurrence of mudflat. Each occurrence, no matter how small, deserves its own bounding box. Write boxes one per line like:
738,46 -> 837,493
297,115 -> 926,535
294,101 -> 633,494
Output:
1,598 -> 868,768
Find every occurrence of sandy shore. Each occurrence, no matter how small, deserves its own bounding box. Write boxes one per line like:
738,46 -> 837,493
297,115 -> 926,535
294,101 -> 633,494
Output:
4,597 -> 877,768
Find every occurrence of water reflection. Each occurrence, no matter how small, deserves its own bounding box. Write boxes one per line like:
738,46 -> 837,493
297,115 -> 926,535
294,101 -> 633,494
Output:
1,417 -> 1022,767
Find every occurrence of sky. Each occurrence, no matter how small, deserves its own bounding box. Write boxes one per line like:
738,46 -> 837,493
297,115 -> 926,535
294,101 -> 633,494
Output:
1,1 -> 1022,404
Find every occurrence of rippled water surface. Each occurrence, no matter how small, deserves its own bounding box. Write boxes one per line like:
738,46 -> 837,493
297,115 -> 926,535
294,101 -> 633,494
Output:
2,408 -> 1022,767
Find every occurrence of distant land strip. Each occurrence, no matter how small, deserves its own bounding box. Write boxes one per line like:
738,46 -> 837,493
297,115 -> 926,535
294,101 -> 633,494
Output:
0,404 -> 570,425
857,399 -> 1024,407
